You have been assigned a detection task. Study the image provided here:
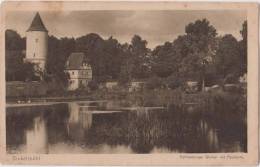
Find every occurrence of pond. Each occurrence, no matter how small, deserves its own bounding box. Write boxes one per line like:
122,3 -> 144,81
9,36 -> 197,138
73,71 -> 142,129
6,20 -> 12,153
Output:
6,100 -> 247,154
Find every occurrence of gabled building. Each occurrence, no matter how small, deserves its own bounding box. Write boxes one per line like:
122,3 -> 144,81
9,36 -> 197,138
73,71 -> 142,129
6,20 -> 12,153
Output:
65,52 -> 92,90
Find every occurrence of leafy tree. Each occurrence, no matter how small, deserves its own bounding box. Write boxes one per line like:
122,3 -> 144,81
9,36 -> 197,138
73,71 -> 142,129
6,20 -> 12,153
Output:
103,36 -> 123,80
151,19 -> 218,89
156,19 -> 218,90
5,30 -> 25,81
46,36 -> 76,74
46,35 -> 60,73
151,42 -> 176,78
76,34 -> 126,83
214,34 -> 240,78
118,43 -> 134,85
6,50 -> 24,81
22,62 -> 41,81
5,29 -> 25,50
182,19 -> 217,81
239,21 -> 247,74
130,35 -> 150,79
5,30 -> 38,81
5,50 -> 39,81
46,36 -> 75,88
75,33 -> 106,82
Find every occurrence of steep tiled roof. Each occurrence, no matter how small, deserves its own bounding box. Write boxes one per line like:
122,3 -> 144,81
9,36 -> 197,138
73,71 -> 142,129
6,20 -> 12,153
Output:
27,12 -> 48,32
66,52 -> 87,70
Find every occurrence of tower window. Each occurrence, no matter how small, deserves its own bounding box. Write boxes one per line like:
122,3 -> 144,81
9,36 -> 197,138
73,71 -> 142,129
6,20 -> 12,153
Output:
35,38 -> 39,43
33,53 -> 35,57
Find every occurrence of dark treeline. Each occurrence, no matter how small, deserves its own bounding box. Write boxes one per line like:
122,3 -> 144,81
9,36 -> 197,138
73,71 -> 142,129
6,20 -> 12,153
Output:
5,30 -> 39,81
6,19 -> 247,89
46,33 -> 151,84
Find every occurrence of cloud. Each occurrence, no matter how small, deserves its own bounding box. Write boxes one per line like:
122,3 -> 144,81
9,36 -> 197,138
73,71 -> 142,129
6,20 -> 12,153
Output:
5,10 -> 246,48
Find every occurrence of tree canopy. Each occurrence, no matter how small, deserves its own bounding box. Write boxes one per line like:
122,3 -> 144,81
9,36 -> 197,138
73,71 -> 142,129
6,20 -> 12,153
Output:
6,18 -> 247,89
5,30 -> 38,81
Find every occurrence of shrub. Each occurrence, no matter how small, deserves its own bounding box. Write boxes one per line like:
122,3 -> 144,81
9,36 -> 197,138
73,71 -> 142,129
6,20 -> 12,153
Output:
166,74 -> 184,89
145,76 -> 165,90
224,74 -> 238,84
88,80 -> 99,90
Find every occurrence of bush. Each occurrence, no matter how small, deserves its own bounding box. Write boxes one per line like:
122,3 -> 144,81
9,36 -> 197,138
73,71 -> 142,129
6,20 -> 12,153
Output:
88,80 -> 99,90
224,74 -> 238,84
145,76 -> 165,90
166,74 -> 184,89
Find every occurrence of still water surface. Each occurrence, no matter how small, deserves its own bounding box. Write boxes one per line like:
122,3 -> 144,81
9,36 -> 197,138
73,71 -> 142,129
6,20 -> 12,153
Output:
6,100 -> 246,154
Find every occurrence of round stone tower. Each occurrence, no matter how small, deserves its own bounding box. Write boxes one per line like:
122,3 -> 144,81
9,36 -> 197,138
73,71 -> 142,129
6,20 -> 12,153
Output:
26,12 -> 48,72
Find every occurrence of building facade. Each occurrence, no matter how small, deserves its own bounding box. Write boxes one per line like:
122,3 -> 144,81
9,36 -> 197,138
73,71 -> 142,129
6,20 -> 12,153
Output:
65,52 -> 92,90
25,12 -> 48,72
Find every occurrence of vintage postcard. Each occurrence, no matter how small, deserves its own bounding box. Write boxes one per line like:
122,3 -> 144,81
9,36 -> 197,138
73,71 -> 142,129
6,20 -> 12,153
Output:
0,1 -> 258,166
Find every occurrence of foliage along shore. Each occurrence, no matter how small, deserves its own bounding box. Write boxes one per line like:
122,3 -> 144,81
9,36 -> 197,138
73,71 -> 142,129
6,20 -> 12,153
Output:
6,19 -> 247,94
6,86 -> 247,128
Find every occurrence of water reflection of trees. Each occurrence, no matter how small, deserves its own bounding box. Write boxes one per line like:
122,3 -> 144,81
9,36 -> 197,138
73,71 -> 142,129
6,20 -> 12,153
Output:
6,98 -> 246,154
66,102 -> 93,143
6,106 -> 50,148
126,107 -> 215,153
6,106 -> 51,153
81,103 -> 246,153
46,104 -> 70,144
84,109 -> 193,153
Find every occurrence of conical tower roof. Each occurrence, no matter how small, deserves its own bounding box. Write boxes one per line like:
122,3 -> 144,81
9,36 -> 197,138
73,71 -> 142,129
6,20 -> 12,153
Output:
27,12 -> 48,32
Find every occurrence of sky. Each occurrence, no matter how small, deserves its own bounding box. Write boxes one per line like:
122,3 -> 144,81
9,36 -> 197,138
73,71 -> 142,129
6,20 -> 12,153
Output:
5,10 -> 246,49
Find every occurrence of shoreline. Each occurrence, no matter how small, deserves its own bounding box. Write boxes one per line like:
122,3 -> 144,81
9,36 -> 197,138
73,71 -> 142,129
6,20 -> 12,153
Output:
6,99 -> 107,108
6,89 -> 246,108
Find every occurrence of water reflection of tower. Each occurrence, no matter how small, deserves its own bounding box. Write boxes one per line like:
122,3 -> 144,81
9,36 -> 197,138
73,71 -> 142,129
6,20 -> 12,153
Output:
199,119 -> 219,151
67,102 -> 93,141
26,116 -> 48,153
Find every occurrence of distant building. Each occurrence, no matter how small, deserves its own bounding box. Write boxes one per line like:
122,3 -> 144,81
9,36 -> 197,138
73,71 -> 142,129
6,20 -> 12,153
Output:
104,81 -> 119,89
239,73 -> 247,83
24,12 -> 48,72
128,81 -> 145,92
185,81 -> 199,93
65,52 -> 92,90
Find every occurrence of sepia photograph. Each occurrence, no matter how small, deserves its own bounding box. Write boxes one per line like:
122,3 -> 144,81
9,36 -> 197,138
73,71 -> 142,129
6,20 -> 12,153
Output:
0,1 -> 258,165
